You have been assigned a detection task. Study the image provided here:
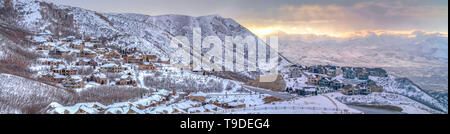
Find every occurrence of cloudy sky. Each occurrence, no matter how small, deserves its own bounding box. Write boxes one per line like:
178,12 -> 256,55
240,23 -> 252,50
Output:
45,0 -> 448,37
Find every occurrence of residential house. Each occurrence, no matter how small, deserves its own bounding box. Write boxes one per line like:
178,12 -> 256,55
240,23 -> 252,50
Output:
123,55 -> 143,64
119,48 -> 137,55
84,42 -> 98,49
141,54 -> 157,62
343,68 -> 356,79
330,80 -> 343,90
296,87 -> 318,96
118,75 -> 137,86
61,36 -> 76,43
105,50 -> 121,59
86,37 -> 99,43
70,40 -> 85,50
38,42 -> 56,50
367,80 -> 383,92
288,68 -> 303,78
325,66 -> 337,76
317,87 -> 332,94
306,75 -> 321,85
53,74 -> 66,83
75,58 -> 97,66
356,84 -> 371,95
138,62 -> 156,70
49,47 -> 69,57
157,57 -> 170,64
52,66 -> 77,76
95,48 -> 108,55
318,77 -> 331,87
63,75 -> 84,88
356,69 -> 369,80
342,85 -> 356,95
91,73 -> 108,85
39,58 -> 64,66
308,66 -> 325,74
40,72 -> 65,83
77,48 -> 97,58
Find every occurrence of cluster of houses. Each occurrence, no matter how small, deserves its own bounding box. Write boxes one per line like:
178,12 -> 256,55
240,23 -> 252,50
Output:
285,65 -> 387,96
341,80 -> 384,95
32,35 -> 170,89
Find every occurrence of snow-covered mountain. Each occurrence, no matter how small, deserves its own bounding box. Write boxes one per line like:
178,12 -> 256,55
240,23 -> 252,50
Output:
277,32 -> 448,68
0,0 -> 291,77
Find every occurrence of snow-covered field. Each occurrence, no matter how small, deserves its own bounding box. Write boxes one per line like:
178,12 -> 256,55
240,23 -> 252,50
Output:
219,94 -> 361,114
329,92 -> 443,114
370,76 -> 447,113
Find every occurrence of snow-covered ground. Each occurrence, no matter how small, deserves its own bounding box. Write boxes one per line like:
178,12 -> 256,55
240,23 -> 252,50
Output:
370,76 -> 447,113
219,94 -> 361,114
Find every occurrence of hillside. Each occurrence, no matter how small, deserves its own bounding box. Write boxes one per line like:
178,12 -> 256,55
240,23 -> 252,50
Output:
0,73 -> 74,113
0,0 -> 447,114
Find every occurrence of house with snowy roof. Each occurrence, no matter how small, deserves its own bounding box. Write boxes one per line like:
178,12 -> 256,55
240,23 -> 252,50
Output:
39,58 -> 65,66
49,47 -> 70,57
77,48 -> 97,58
84,42 -> 98,49
95,48 -> 108,54
52,65 -> 78,76
157,57 -> 170,64
90,73 -> 108,85
138,62 -> 156,70
86,37 -> 100,43
38,42 -> 56,50
61,36 -> 76,43
343,68 -> 356,79
105,50 -> 121,59
330,80 -> 343,90
355,69 -> 369,80
70,40 -> 85,50
75,58 -> 97,66
342,85 -> 356,95
296,87 -> 318,96
141,54 -> 157,62
118,74 -> 137,86
100,63 -> 124,73
355,84 -> 371,95
40,72 -> 66,83
62,75 -> 84,88
123,54 -> 144,64
306,75 -> 321,85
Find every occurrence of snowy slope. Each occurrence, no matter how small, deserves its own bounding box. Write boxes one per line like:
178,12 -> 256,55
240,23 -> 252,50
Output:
221,94 -> 362,114
0,73 -> 74,113
1,0 -> 292,77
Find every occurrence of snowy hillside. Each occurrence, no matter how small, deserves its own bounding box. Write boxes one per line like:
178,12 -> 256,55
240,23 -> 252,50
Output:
1,0 -> 291,77
331,92 -> 442,114
371,76 -> 448,113
0,73 -> 74,113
